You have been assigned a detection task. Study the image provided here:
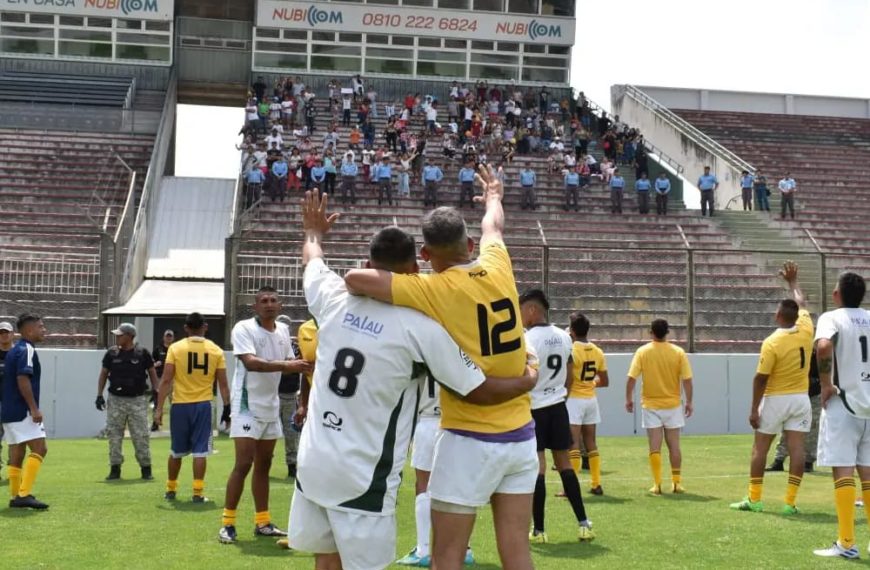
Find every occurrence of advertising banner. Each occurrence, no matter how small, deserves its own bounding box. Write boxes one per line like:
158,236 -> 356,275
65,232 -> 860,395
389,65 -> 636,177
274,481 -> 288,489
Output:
0,0 -> 174,21
256,0 -> 575,46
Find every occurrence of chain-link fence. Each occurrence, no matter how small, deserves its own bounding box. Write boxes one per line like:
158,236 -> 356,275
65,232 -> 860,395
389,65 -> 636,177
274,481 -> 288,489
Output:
228,236 -> 870,353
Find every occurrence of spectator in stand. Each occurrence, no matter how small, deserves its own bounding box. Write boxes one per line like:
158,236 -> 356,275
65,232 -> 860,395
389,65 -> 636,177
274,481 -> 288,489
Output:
599,156 -> 615,184
426,103 -> 438,135
610,168 -> 626,214
655,173 -> 671,215
244,167 -> 265,208
404,92 -> 415,116
520,166 -> 537,210
633,148 -> 649,180
257,98 -> 270,134
269,97 -> 282,126
361,147 -> 374,182
287,148 -> 302,193
385,100 -> 396,120
341,95 -> 352,127
422,158 -> 443,208
323,128 -> 340,152
362,119 -> 376,149
385,120 -> 399,154
778,172 -> 797,220
367,87 -> 378,118
374,156 -> 393,206
253,143 -> 268,174
266,127 -> 283,150
323,151 -> 337,195
398,151 -> 416,200
697,166 -> 719,217
339,155 -> 358,205
564,168 -> 581,212
585,153 -> 601,177
245,98 -> 260,134
635,172 -> 652,215
269,154 -> 289,202
740,170 -> 755,211
754,170 -> 771,212
303,98 -> 316,134
458,161 -> 476,208
352,74 -> 364,101
539,86 -> 550,115
252,76 -> 267,102
310,159 -> 326,194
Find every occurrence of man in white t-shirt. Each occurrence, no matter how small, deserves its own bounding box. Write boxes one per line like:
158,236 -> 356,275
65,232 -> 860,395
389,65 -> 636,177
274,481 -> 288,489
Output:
290,192 -> 536,570
813,272 -> 870,560
218,287 -> 313,544
520,289 -> 594,544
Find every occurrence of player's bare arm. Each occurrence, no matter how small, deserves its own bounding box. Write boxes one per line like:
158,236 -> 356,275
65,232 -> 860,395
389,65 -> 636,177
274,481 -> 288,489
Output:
463,365 -> 539,406
815,338 -> 835,407
295,377 -> 310,427
564,361 -> 574,393
683,378 -> 694,418
154,362 -> 175,426
301,190 -> 339,266
596,370 -> 610,388
779,260 -> 807,308
344,268 -> 394,301
474,163 -> 505,247
625,376 -> 637,413
18,373 -> 42,423
237,353 -> 312,375
748,373 -> 768,429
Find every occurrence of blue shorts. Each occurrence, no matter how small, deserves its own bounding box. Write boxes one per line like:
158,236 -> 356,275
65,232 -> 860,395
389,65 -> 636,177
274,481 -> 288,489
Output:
170,401 -> 212,458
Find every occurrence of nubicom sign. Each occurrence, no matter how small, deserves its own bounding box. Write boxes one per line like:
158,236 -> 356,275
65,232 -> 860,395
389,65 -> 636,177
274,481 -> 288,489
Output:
0,0 -> 174,21
256,0 -> 575,46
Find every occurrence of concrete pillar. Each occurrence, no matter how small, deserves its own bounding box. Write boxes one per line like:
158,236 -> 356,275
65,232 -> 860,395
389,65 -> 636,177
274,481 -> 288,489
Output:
785,94 -> 795,115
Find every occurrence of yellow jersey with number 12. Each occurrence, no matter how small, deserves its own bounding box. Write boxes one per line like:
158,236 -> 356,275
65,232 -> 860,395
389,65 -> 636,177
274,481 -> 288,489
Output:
165,337 -> 226,404
391,239 -> 528,434
297,319 -> 319,386
757,309 -> 814,396
570,341 -> 607,399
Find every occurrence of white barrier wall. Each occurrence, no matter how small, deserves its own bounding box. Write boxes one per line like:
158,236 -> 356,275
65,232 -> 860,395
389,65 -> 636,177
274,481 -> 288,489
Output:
39,350 -> 759,438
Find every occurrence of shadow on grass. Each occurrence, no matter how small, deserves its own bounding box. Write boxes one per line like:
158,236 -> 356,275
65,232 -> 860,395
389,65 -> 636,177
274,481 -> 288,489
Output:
531,541 -> 610,559
157,500 -> 220,512
665,493 -> 718,503
235,538 -> 298,558
583,493 -> 632,505
98,479 -> 156,486
0,508 -> 41,518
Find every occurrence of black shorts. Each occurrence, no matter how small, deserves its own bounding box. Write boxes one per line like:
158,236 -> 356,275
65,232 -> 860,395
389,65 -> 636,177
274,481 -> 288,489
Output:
532,402 -> 573,451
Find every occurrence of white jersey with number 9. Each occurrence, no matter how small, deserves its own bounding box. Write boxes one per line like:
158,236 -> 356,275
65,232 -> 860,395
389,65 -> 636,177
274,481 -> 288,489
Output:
525,324 -> 573,410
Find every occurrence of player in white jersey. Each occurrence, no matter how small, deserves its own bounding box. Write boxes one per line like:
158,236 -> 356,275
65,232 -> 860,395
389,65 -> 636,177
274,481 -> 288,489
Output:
813,272 -> 870,560
519,289 -> 594,543
219,286 -> 313,544
290,191 -> 537,570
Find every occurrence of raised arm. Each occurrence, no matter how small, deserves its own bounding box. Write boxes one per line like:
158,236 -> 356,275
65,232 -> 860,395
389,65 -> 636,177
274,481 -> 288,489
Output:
474,163 -> 505,246
779,260 -> 807,309
301,190 -> 339,266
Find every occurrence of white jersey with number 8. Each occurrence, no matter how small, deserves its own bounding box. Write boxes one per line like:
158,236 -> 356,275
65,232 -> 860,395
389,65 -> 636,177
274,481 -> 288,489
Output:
816,307 -> 870,419
299,258 -> 485,515
525,324 -> 573,410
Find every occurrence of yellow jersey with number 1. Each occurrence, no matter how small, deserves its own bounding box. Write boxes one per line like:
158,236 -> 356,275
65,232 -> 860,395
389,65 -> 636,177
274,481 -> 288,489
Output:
297,319 -> 319,385
391,239 -> 528,434
757,309 -> 814,396
570,341 -> 607,399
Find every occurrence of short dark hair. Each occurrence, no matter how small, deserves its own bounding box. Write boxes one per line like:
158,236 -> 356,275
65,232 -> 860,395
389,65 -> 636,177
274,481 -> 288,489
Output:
185,312 -> 206,330
369,226 -> 416,271
778,299 -> 799,326
519,288 -> 549,311
570,312 -> 590,338
421,207 -> 467,253
256,285 -> 277,297
839,272 -> 866,308
651,319 -> 669,339
16,313 -> 41,331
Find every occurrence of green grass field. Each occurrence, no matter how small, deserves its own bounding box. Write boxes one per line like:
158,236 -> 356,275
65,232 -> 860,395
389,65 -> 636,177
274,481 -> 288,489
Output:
2,433 -> 867,569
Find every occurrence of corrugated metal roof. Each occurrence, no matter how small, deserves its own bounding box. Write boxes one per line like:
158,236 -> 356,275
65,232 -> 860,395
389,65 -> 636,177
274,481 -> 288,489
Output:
103,279 -> 224,315
146,176 -> 235,279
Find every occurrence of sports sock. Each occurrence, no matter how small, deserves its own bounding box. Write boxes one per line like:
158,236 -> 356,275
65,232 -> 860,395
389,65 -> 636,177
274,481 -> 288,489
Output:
193,479 -> 204,497
166,479 -> 178,493
569,450 -> 582,474
558,469 -> 588,524
862,481 -> 870,529
415,492 -> 431,558
748,476 -> 763,502
784,475 -> 802,506
671,468 -> 682,485
588,450 -> 601,487
8,466 -> 21,498
255,510 -> 271,526
648,451 -> 662,487
532,474 -> 546,532
222,508 -> 237,527
18,453 -> 43,497
834,477 -> 857,549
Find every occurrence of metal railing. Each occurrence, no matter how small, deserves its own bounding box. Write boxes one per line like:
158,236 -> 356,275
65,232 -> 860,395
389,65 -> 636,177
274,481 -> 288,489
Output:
0,101 -> 160,134
620,84 -> 755,174
0,254 -> 100,296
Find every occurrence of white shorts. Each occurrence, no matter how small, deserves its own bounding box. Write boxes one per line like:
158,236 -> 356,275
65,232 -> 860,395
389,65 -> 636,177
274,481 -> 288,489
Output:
642,406 -> 685,429
2,416 -> 46,445
229,412 -> 282,440
411,418 -> 439,472
567,397 -> 601,425
817,396 -> 870,467
757,393 -> 811,435
288,489 -> 395,570
428,429 -> 538,508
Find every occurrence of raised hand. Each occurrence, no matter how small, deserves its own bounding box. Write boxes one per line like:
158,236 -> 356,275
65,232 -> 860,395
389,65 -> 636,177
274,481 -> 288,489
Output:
473,163 -> 504,203
778,260 -> 798,284
302,190 -> 340,236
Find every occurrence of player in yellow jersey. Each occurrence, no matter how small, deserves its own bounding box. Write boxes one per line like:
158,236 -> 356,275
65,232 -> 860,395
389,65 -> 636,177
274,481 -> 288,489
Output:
154,313 -> 230,503
293,319 -> 318,428
567,313 -> 609,495
345,164 -> 536,570
731,262 -> 814,515
626,319 -> 693,495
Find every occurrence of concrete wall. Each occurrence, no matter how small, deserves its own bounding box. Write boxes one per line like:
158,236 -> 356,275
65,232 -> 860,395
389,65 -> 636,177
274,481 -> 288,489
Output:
612,92 -> 744,211
636,85 -> 870,119
40,350 -> 757,439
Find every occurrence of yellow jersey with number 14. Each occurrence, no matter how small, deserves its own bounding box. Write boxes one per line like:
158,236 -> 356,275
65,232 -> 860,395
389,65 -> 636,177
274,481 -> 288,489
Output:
391,239 -> 528,434
297,319 -> 319,386
757,309 -> 814,396
165,337 -> 226,404
570,341 -> 607,399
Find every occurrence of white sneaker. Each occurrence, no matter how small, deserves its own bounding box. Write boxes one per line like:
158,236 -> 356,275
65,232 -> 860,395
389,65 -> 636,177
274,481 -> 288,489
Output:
857,498 -> 865,507
813,541 -> 860,559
